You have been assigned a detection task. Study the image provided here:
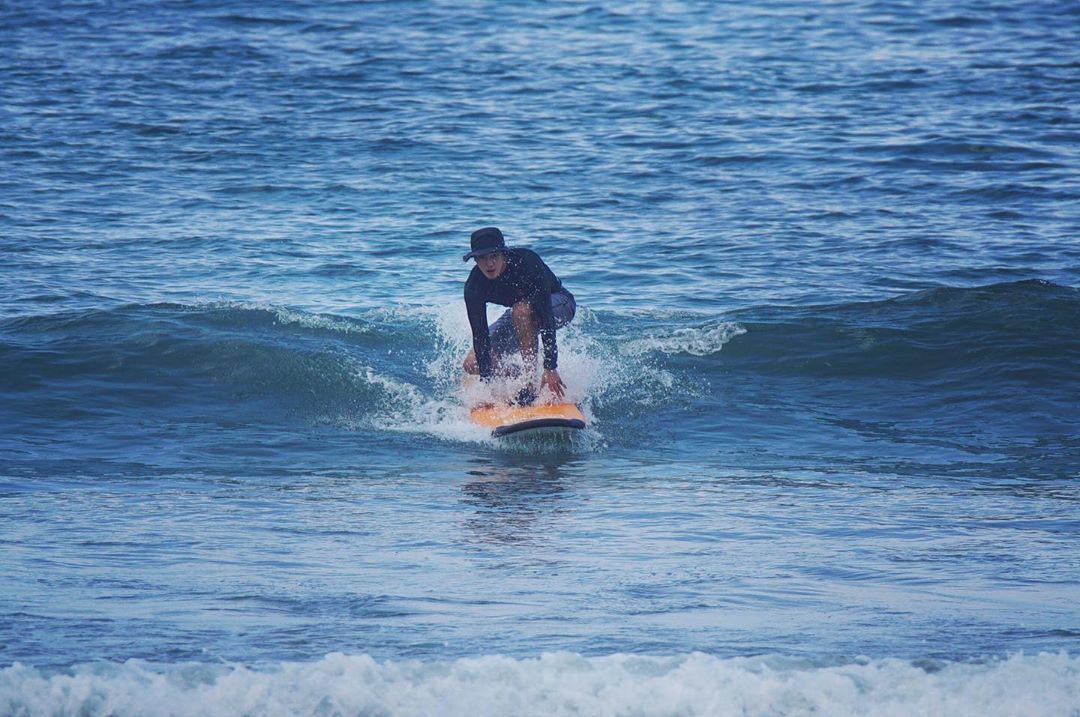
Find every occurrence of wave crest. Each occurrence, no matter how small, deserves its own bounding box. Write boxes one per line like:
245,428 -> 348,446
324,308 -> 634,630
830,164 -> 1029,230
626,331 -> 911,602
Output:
2,651 -> 1077,717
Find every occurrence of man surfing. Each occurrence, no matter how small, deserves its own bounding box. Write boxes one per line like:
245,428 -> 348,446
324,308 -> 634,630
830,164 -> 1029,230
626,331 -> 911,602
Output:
462,226 -> 576,405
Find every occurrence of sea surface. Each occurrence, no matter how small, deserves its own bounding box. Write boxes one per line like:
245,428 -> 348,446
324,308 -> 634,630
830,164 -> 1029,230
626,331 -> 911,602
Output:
2,0 -> 1079,715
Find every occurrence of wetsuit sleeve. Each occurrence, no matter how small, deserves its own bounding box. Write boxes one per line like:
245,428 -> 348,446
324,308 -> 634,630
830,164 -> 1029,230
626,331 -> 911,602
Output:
529,285 -> 558,371
464,280 -> 493,379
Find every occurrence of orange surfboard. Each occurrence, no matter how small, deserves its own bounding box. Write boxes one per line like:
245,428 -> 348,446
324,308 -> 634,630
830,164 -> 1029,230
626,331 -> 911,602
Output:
470,402 -> 587,437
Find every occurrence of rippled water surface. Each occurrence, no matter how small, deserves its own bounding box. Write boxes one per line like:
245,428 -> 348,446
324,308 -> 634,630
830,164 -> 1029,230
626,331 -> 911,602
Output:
2,1 -> 1078,714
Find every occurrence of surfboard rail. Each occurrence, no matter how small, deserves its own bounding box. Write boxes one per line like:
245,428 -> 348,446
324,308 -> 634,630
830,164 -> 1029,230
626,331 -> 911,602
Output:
469,402 -> 587,437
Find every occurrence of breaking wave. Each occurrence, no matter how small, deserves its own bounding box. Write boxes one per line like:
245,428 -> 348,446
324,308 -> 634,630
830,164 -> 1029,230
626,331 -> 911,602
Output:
2,651 -> 1077,717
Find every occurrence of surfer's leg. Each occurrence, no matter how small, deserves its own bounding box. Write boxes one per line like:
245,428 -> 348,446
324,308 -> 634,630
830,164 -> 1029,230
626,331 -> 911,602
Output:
486,291 -> 572,365
510,292 -> 575,358
484,309 -> 522,377
551,289 -> 576,328
478,294 -> 569,386
511,301 -> 539,372
510,302 -> 540,405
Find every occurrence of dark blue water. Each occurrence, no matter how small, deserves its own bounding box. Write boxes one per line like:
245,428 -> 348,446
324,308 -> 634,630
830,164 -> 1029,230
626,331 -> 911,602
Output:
2,1 -> 1078,714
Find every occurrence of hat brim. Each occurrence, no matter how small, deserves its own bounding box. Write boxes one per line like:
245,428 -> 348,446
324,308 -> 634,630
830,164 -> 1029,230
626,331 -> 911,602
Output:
462,247 -> 505,261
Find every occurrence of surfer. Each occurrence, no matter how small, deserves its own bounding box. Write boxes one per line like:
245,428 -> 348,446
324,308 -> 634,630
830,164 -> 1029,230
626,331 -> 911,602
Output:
462,226 -> 576,405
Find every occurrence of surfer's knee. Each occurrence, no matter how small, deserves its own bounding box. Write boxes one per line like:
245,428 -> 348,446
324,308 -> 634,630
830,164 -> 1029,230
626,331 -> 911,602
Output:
511,301 -> 535,325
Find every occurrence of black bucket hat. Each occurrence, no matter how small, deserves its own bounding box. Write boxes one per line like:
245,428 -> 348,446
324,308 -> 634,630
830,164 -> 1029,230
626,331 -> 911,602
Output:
462,226 -> 507,261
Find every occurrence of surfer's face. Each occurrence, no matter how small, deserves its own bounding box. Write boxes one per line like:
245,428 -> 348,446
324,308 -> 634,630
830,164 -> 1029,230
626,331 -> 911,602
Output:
476,251 -> 507,280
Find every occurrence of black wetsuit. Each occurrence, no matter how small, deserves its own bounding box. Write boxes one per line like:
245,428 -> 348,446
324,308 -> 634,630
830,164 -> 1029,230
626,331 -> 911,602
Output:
464,248 -> 565,379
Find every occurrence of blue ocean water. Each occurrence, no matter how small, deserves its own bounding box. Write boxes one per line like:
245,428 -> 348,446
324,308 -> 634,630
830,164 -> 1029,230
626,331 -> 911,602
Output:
2,0 -> 1079,714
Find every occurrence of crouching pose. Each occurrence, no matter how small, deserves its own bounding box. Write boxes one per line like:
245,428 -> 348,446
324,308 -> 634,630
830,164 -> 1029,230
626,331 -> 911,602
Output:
461,226 -> 576,404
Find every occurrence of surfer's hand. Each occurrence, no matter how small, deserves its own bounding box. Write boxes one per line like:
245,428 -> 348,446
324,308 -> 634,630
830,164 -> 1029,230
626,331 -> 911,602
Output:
541,369 -> 566,402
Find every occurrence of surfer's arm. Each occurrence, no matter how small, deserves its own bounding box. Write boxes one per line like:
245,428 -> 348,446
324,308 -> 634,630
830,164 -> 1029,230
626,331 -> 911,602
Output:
464,283 -> 493,379
532,284 -> 564,400
531,288 -> 559,371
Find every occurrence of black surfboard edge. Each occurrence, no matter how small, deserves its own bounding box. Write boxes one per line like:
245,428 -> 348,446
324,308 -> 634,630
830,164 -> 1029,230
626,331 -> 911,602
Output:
491,417 -> 587,438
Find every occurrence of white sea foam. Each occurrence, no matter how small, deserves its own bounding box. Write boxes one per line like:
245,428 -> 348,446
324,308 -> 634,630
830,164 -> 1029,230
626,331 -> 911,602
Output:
323,302 -> 723,448
270,306 -> 370,335
196,300 -> 373,335
372,300 -> 605,447
2,651 -> 1076,717
621,321 -> 747,357
411,300 -> 726,445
